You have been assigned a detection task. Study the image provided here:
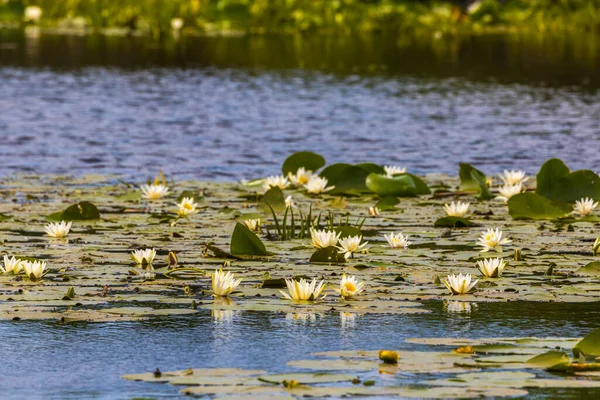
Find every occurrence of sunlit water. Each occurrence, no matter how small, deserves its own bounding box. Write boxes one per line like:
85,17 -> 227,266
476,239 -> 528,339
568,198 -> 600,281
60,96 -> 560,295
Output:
1,302 -> 600,399
1,31 -> 600,399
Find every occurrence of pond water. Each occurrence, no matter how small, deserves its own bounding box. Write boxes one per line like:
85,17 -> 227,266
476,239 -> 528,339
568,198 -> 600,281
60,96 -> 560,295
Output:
0,30 -> 599,180
1,30 -> 600,399
2,301 -> 600,399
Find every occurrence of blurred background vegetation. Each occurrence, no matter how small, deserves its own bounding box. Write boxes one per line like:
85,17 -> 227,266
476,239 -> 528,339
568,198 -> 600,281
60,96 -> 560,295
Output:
1,0 -> 599,37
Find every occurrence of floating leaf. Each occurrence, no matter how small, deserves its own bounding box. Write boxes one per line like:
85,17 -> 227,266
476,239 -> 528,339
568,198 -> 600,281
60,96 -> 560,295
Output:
459,163 -> 486,191
327,165 -> 371,194
0,213 -> 11,221
365,173 -> 418,197
537,159 -> 600,203
507,193 -> 571,220
575,262 -> 600,276
355,163 -> 385,175
62,286 -> 76,301
230,223 -> 273,256
573,328 -> 600,359
257,373 -> 357,385
47,201 -> 100,221
282,151 -> 325,175
526,351 -> 570,370
310,246 -> 346,264
434,217 -> 473,228
375,196 -> 399,211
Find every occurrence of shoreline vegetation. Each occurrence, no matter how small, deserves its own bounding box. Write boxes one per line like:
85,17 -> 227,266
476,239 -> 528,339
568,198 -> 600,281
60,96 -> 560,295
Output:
0,1 -> 599,38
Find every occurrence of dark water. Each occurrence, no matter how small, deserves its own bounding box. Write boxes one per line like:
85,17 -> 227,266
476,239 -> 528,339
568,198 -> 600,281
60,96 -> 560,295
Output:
0,30 -> 599,180
1,301 -> 600,399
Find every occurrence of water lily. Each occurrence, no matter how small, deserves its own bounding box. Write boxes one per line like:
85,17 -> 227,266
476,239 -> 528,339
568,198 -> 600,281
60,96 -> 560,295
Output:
21,260 -> 47,280
263,175 -> 289,191
384,165 -> 406,177
337,235 -> 368,259
176,197 -> 198,216
242,218 -> 261,231
212,269 -> 242,297
444,201 -> 470,217
310,228 -> 341,248
131,248 -> 156,265
574,197 -> 598,217
1,255 -> 22,274
304,176 -> 334,194
285,195 -> 294,208
44,221 -> 72,238
24,6 -> 42,22
280,278 -> 326,301
171,17 -> 183,31
335,275 -> 365,299
476,257 -> 506,278
496,183 -> 523,203
444,301 -> 473,313
443,273 -> 478,295
384,232 -> 411,249
477,228 -> 511,252
288,167 -> 313,187
499,170 -> 528,186
368,206 -> 380,216
141,184 -> 169,200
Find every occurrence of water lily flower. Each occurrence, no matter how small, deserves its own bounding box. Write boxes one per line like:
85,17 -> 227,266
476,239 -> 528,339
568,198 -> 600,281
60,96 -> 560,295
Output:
131,248 -> 156,265
24,6 -> 42,22
337,235 -> 368,259
476,257 -> 506,278
335,275 -> 365,299
477,228 -> 511,252
212,269 -> 242,297
310,228 -> 341,248
368,206 -> 380,216
443,273 -> 478,295
384,232 -> 411,249
496,183 -> 523,203
44,221 -> 72,238
176,197 -> 198,216
242,218 -> 261,231
444,201 -> 470,217
141,184 -> 169,200
304,176 -> 334,194
574,197 -> 598,217
285,195 -> 294,208
1,255 -> 23,274
444,301 -> 473,313
171,17 -> 183,31
499,170 -> 528,186
288,167 -> 313,187
280,278 -> 326,301
263,175 -> 289,191
384,165 -> 406,177
21,260 -> 47,280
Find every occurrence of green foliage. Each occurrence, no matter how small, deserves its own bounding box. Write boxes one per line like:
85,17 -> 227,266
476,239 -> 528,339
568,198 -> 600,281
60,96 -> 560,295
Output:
507,193 -> 572,220
47,201 -> 100,221
536,158 -> 600,203
230,222 -> 273,256
259,187 -> 286,213
365,173 -> 430,197
320,164 -> 371,194
573,327 -> 600,359
309,246 -> 346,264
459,163 -> 492,200
282,151 -> 325,176
526,351 -> 570,370
375,196 -> 399,211
434,216 -> 473,228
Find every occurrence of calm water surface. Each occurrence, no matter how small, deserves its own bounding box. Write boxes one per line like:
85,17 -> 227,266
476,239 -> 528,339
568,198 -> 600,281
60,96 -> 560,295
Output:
1,31 -> 600,399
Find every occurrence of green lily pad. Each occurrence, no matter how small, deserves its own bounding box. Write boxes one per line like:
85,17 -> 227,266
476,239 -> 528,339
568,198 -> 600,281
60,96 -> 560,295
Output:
310,246 -> 346,264
282,151 -> 325,175
508,193 -> 572,220
434,216 -> 473,228
537,158 -> 600,203
47,201 -> 100,221
230,223 -> 273,256
365,173 -> 418,197
573,327 -> 600,358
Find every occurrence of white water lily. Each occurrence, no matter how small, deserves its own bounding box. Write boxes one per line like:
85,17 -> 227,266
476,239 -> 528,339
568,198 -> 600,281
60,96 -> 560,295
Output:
171,17 -> 183,31
476,257 -> 506,278
499,170 -> 528,186
285,195 -> 295,208
280,278 -> 326,301
44,221 -> 72,238
444,201 -> 470,217
444,301 -> 473,313
1,255 -> 23,274
212,269 -> 242,297
574,197 -> 598,217
304,176 -> 334,194
131,248 -> 156,265
288,167 -> 313,187
368,206 -> 380,216
496,183 -> 523,203
263,175 -> 289,191
310,228 -> 341,248
384,232 -> 411,249
384,165 -> 406,177
21,260 -> 47,280
141,184 -> 169,200
335,275 -> 365,299
243,218 -> 261,231
443,273 -> 478,295
24,6 -> 42,22
176,197 -> 198,216
477,228 -> 511,252
337,235 -> 368,259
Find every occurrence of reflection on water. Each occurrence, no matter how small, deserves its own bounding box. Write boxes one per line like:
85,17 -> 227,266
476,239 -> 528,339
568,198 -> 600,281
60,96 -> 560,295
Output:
0,301 -> 599,399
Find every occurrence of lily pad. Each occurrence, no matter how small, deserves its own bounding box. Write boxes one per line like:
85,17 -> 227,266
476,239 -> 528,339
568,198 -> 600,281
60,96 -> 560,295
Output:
281,151 -> 325,175
230,223 -> 273,256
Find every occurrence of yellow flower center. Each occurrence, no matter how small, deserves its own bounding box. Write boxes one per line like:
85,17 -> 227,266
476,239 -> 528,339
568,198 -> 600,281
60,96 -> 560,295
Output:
343,282 -> 356,292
